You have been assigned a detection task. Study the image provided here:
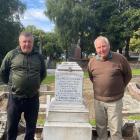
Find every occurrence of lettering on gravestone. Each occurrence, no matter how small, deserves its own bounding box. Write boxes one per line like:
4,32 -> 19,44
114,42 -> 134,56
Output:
55,70 -> 83,103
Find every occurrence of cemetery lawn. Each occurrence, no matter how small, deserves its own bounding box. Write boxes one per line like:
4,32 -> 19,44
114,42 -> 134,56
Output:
89,119 -> 96,126
127,115 -> 140,121
42,69 -> 140,85
42,72 -> 89,84
37,118 -> 46,126
42,75 -> 55,84
41,68 -> 140,127
132,69 -> 140,75
89,116 -> 140,126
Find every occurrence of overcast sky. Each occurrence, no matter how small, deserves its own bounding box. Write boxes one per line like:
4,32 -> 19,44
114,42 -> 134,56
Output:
20,0 -> 55,32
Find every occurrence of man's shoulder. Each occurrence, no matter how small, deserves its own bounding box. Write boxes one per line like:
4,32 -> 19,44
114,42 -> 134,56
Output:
112,52 -> 126,60
5,48 -> 19,60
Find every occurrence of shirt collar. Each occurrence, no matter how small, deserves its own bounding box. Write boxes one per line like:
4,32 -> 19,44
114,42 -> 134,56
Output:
95,51 -> 112,61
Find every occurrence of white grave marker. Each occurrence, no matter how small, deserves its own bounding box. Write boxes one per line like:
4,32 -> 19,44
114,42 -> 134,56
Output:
55,62 -> 83,103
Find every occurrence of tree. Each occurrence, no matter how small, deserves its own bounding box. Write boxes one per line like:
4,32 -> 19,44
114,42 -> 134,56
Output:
120,8 -> 140,58
45,0 -> 140,59
45,0 -> 95,58
130,28 -> 140,52
90,0 -> 140,57
43,32 -> 63,60
0,0 -> 26,63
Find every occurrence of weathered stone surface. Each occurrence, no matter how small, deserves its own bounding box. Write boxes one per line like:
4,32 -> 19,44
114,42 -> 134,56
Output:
123,90 -> 140,114
43,122 -> 92,140
0,112 -> 7,140
43,62 -> 92,140
47,101 -> 89,122
127,82 -> 140,101
55,62 -> 83,103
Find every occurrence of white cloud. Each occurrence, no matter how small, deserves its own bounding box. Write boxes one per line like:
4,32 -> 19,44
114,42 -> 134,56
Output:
22,8 -> 47,21
20,8 -> 55,32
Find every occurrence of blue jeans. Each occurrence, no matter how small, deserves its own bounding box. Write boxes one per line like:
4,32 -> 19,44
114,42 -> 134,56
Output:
7,94 -> 39,140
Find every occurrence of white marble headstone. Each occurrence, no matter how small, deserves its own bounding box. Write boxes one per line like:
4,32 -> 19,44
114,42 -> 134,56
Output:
55,62 -> 83,103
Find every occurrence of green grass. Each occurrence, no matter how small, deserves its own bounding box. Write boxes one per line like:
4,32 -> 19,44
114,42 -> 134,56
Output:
84,71 -> 89,78
42,68 -> 140,85
89,115 -> 140,126
89,119 -> 96,126
83,69 -> 140,76
127,115 -> 140,121
80,69 -> 140,77
42,72 -> 89,85
42,75 -> 55,84
132,69 -> 140,75
37,118 -> 45,126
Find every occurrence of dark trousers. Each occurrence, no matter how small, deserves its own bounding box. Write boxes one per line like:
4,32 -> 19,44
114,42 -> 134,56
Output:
7,94 -> 39,140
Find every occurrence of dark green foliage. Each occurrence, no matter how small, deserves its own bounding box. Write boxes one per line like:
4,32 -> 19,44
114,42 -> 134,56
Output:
0,0 -> 26,63
45,0 -> 140,58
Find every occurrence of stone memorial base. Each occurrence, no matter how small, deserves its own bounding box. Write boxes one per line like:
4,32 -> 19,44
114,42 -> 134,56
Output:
47,101 -> 89,122
43,101 -> 92,140
43,122 -> 91,140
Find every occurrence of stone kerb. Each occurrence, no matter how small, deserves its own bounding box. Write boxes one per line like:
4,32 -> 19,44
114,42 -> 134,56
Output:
127,82 -> 140,101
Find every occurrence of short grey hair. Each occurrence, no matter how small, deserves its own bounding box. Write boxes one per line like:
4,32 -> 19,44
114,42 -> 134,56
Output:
19,32 -> 34,41
94,36 -> 110,48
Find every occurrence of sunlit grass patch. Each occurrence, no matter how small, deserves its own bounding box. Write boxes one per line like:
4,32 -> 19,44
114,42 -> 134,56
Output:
127,115 -> 140,120
42,75 -> 55,84
132,69 -> 140,75
89,119 -> 96,126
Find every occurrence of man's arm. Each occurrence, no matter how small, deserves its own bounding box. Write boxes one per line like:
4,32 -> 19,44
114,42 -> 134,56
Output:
39,55 -> 47,82
0,53 -> 11,84
120,56 -> 132,87
88,58 -> 94,83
